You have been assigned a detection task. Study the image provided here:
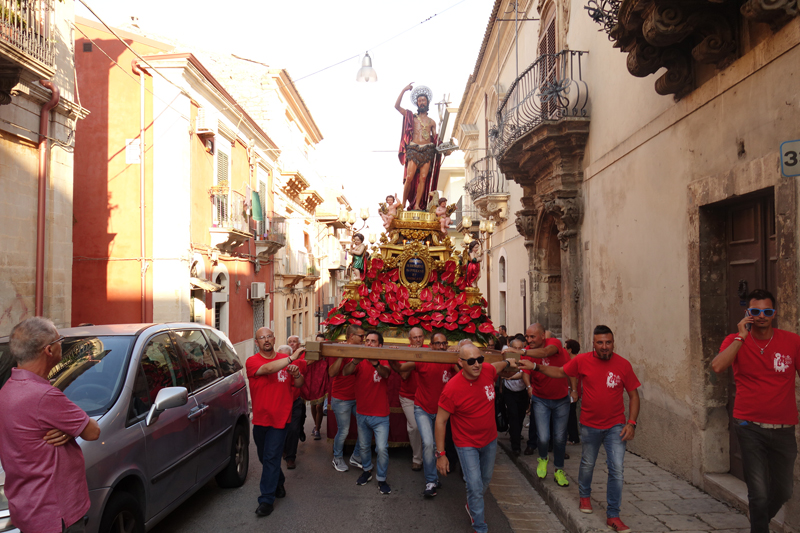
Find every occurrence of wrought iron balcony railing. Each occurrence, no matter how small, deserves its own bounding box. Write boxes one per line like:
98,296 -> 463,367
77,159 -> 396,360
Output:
0,0 -> 55,68
492,50 -> 589,160
211,189 -> 248,233
465,156 -> 507,203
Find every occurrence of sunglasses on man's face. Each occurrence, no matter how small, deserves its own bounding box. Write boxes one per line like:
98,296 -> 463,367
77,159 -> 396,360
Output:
459,355 -> 485,366
747,308 -> 776,317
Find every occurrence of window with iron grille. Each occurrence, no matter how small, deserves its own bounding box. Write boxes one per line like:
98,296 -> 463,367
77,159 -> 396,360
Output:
253,300 -> 265,338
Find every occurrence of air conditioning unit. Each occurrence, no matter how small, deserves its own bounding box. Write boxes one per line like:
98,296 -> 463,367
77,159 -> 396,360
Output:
250,282 -> 266,300
196,108 -> 217,137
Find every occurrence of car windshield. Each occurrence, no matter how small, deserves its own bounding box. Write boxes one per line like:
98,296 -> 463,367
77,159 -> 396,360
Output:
48,336 -> 135,417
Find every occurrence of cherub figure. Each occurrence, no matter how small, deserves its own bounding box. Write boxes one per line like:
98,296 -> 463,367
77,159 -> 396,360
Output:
436,197 -> 450,234
349,233 -> 367,281
379,193 -> 401,229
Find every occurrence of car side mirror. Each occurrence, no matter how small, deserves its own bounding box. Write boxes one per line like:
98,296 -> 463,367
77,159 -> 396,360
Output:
145,386 -> 188,427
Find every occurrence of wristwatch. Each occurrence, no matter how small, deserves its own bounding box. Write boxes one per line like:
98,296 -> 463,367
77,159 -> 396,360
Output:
435,450 -> 446,459
627,420 -> 637,428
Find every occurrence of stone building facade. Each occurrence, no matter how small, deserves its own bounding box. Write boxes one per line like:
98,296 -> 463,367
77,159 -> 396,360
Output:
455,0 -> 800,527
0,0 -> 88,335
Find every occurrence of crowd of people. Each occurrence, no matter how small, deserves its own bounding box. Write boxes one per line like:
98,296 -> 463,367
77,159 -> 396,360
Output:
0,287 -> 795,533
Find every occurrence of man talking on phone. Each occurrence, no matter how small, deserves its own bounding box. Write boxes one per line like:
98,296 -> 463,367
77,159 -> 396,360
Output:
712,289 -> 799,533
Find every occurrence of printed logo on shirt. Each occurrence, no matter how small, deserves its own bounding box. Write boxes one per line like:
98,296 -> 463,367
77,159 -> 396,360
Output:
277,370 -> 288,383
442,370 -> 451,383
541,358 -> 550,366
606,372 -> 621,389
373,370 -> 382,383
485,385 -> 495,401
774,352 -> 792,373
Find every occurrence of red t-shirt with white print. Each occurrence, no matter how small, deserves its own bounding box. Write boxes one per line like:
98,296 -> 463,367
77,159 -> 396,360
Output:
563,352 -> 640,430
246,352 -> 298,428
353,359 -> 390,417
414,362 -> 457,415
438,363 -> 498,448
523,338 -> 571,399
720,329 -> 800,425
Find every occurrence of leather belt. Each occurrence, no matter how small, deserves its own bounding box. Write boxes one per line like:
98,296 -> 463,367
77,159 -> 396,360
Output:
735,418 -> 795,429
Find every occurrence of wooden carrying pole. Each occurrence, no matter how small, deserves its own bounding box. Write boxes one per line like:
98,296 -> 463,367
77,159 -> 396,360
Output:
303,341 -> 516,364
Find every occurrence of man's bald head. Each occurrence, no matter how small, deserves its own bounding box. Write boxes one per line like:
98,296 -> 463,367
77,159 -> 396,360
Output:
287,335 -> 301,352
525,323 -> 546,349
409,327 -> 425,347
459,343 -> 481,359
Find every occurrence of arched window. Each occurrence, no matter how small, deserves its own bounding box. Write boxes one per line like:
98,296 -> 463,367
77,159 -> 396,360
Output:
499,256 -> 506,283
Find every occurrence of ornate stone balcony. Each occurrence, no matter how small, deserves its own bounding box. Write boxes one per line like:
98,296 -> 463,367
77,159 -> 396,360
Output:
0,0 -> 56,104
585,0 -> 799,98
465,156 -> 510,221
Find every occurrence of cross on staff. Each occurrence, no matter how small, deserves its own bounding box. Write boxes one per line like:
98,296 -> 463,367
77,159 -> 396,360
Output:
303,341 -> 517,364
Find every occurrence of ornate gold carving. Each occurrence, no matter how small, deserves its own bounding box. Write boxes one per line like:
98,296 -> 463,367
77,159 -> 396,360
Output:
343,280 -> 363,301
464,287 -> 483,306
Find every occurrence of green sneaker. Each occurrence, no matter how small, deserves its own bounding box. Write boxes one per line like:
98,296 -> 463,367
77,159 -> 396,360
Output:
536,457 -> 548,478
554,469 -> 569,487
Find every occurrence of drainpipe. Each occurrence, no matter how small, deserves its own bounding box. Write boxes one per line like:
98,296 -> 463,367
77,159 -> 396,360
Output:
132,61 -> 146,322
35,81 -> 60,316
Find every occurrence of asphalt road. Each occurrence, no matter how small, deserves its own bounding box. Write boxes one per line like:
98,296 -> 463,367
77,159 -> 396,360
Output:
150,406 -> 515,533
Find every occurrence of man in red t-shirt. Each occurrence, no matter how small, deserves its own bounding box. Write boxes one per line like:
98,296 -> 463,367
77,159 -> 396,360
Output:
436,344 -> 520,533
712,289 -> 799,533
328,324 -> 366,472
282,335 -> 308,470
246,328 -> 305,517
397,326 -> 425,470
505,323 -> 577,486
393,332 -> 458,498
343,330 -> 393,494
521,325 -> 639,533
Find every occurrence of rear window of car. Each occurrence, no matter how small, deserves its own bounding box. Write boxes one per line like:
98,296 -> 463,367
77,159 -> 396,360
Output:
49,336 -> 135,417
206,330 -> 242,376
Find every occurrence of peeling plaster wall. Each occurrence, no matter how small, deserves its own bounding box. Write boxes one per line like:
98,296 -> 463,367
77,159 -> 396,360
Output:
574,6 -> 800,520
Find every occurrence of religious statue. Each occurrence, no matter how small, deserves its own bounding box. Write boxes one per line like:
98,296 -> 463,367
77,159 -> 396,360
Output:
464,240 -> 482,288
349,233 -> 367,281
396,83 -> 442,210
379,193 -> 401,229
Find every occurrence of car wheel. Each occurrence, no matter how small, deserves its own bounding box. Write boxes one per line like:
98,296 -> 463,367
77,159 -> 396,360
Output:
215,422 -> 249,488
99,491 -> 144,533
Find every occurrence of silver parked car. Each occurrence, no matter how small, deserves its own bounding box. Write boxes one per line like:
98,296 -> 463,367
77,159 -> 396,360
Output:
0,323 -> 250,533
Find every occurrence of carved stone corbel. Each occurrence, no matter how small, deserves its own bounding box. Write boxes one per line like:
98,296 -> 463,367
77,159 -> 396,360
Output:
0,67 -> 22,106
741,0 -> 799,29
515,209 -> 538,242
542,196 -> 582,250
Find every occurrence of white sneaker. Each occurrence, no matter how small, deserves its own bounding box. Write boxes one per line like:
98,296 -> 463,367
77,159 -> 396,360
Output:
349,455 -> 362,469
332,457 -> 349,472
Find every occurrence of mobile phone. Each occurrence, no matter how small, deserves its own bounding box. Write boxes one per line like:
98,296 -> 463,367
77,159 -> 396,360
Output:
745,309 -> 751,331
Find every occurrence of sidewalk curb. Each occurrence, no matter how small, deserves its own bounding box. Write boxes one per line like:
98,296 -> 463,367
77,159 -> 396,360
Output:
498,439 -> 602,533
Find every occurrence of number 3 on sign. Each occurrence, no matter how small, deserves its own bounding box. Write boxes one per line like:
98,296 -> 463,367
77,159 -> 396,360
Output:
781,139 -> 800,177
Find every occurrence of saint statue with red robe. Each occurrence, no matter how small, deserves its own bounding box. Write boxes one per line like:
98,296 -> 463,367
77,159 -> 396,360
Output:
396,83 -> 442,210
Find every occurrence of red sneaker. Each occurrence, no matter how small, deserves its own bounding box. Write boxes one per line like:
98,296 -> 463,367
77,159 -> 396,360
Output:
579,497 -> 593,514
606,517 -> 631,532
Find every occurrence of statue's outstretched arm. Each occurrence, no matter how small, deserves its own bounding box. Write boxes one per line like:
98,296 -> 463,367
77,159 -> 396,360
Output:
395,83 -> 413,115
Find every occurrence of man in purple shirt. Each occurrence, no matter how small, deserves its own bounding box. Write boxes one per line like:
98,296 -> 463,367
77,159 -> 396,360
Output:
0,318 -> 101,533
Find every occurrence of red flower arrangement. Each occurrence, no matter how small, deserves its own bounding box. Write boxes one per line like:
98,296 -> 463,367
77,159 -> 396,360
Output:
321,258 -> 497,345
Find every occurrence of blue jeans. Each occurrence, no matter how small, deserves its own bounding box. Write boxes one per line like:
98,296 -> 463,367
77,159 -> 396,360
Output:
252,425 -> 287,505
579,424 -> 627,518
456,439 -> 497,533
356,413 -> 390,481
414,405 -> 438,484
530,395 -> 570,468
331,397 -> 362,461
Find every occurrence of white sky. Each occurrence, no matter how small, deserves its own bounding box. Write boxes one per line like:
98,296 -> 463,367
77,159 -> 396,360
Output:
76,0 -> 492,232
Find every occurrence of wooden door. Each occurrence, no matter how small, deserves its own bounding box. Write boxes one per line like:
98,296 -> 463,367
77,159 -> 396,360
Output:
724,194 -> 776,480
